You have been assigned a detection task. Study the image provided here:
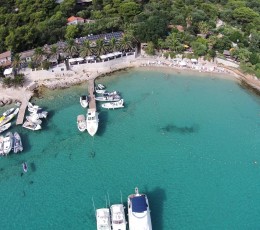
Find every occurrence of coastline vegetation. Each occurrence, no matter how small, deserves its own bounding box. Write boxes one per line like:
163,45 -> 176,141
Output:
0,0 -> 260,77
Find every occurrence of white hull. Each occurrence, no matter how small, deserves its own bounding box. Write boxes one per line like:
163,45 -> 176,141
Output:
97,84 -> 106,89
86,109 -> 99,136
0,122 -> 11,134
0,136 -> 4,155
23,121 -> 42,131
3,132 -> 13,155
101,99 -> 124,109
77,115 -> 87,132
3,108 -> 15,117
128,188 -> 152,230
13,132 -> 23,153
111,204 -> 126,230
80,96 -> 88,108
96,208 -> 111,230
95,95 -> 121,102
28,102 -> 42,113
26,116 -> 42,125
0,108 -> 19,127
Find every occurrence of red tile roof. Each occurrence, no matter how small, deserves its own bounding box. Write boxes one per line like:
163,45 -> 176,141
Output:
67,16 -> 84,22
0,51 -> 11,60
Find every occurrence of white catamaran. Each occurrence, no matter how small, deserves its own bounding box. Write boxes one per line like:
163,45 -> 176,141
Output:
96,208 -> 112,230
128,187 -> 152,230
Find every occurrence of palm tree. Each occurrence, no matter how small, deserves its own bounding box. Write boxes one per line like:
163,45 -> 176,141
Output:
12,53 -> 22,73
65,39 -> 78,58
49,45 -> 59,61
79,40 -> 93,58
109,37 -> 117,53
33,47 -> 45,67
119,35 -> 133,53
95,39 -> 106,57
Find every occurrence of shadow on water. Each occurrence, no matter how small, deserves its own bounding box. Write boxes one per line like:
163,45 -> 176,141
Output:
97,111 -> 109,136
147,186 -> 167,230
160,123 -> 199,135
20,133 -> 31,152
30,162 -> 36,172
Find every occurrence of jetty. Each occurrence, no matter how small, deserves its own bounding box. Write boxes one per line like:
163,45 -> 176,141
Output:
16,96 -> 31,125
87,79 -> 96,111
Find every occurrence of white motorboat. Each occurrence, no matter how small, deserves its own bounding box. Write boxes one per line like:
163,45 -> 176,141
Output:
96,208 -> 111,230
128,187 -> 152,230
0,108 -> 19,127
0,136 -> 4,155
0,122 -> 11,134
31,109 -> 48,119
95,95 -> 121,102
26,115 -> 42,125
86,109 -> 99,136
95,86 -> 106,94
110,204 -> 126,230
3,132 -> 13,155
2,108 -> 15,117
97,84 -> 106,89
77,114 -> 87,132
22,162 -> 28,173
101,99 -> 124,110
23,121 -> 42,131
28,102 -> 42,113
80,95 -> 89,108
13,132 -> 23,153
103,91 -> 119,97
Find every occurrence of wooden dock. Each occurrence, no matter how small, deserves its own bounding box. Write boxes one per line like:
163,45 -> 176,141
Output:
87,79 -> 96,111
16,96 -> 31,125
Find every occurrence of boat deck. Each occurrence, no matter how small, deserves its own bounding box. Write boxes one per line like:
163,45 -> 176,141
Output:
16,96 -> 31,125
87,79 -> 96,111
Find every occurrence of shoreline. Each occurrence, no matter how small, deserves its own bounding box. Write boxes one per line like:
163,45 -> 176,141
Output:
0,55 -> 260,105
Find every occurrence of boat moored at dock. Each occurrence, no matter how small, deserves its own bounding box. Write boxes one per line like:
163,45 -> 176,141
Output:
95,95 -> 121,102
101,99 -> 124,110
128,187 -> 152,230
80,95 -> 89,108
3,132 -> 13,155
0,108 -> 19,127
86,109 -> 99,136
110,204 -> 126,230
77,114 -> 87,132
96,208 -> 112,230
0,122 -> 11,134
23,121 -> 42,131
13,132 -> 23,153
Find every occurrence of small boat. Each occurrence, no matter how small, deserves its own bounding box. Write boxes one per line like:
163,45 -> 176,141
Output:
97,84 -> 106,90
77,114 -> 87,132
28,102 -> 42,113
103,91 -> 119,97
13,132 -> 23,153
3,132 -> 13,155
128,187 -> 152,230
95,86 -> 106,94
95,95 -> 121,102
101,99 -> 124,110
0,136 -> 4,155
110,204 -> 127,230
26,115 -> 42,125
86,109 -> 99,136
0,108 -> 19,127
0,122 -> 11,134
96,208 -> 111,230
2,108 -> 15,117
80,95 -> 89,108
31,109 -> 48,119
23,121 -> 42,131
22,162 -> 28,173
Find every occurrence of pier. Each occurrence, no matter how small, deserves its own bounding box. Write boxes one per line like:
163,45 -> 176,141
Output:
87,79 -> 96,111
16,96 -> 31,125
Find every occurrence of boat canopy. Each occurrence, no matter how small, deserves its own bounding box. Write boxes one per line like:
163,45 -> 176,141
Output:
131,195 -> 148,213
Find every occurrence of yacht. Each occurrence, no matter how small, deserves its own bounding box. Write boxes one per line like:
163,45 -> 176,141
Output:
13,132 -> 23,153
77,114 -> 87,132
31,109 -> 48,119
80,95 -> 89,108
86,109 -> 99,136
95,95 -> 121,102
128,187 -> 152,230
23,121 -> 42,131
110,204 -> 126,230
95,86 -> 106,94
0,136 -> 4,155
3,132 -> 13,155
0,108 -> 19,127
28,102 -> 42,113
101,99 -> 124,110
0,122 -> 11,134
26,115 -> 42,125
96,208 -> 111,230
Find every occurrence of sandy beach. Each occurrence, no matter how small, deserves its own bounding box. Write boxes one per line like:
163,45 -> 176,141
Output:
0,55 -> 259,106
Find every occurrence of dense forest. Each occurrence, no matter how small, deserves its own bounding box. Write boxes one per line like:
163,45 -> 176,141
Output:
0,0 -> 260,76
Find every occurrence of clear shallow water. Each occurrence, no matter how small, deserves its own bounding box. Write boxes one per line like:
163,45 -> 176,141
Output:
0,69 -> 260,229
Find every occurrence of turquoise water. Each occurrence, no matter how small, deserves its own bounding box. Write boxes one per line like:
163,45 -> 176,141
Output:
0,69 -> 260,229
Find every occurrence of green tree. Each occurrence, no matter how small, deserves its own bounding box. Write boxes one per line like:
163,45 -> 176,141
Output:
145,42 -> 155,56
79,40 -> 93,58
118,2 -> 141,22
65,39 -> 78,58
109,37 -> 118,52
33,47 -> 45,67
65,25 -> 79,40
95,39 -> 106,57
233,7 -> 260,24
12,54 -> 22,73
